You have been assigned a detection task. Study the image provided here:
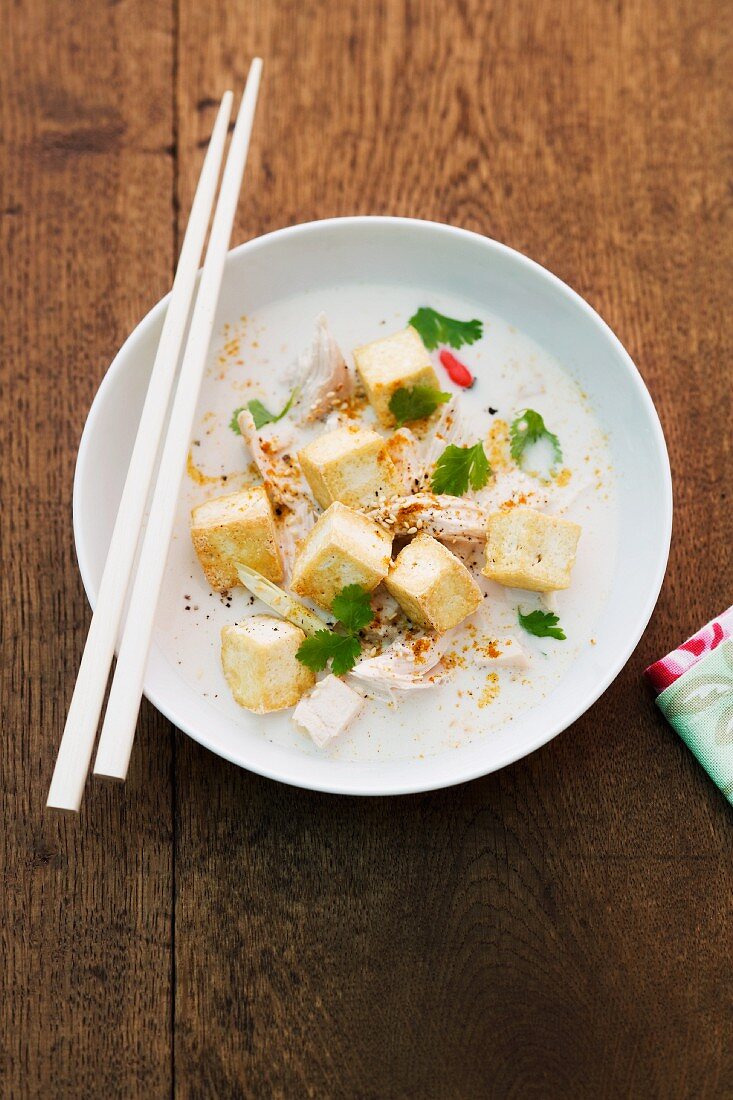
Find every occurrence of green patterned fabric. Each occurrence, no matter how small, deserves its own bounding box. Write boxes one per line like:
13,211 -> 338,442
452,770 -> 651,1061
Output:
657,638 -> 733,804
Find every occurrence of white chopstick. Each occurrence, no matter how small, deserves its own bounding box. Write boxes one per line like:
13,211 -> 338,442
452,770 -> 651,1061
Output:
47,91 -> 234,813
93,59 -> 263,784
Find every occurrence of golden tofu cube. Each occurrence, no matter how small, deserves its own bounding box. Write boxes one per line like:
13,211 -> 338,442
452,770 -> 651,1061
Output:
482,508 -> 581,592
221,616 -> 314,713
290,501 -> 392,610
298,425 -> 402,510
190,486 -> 283,591
385,534 -> 482,631
353,325 -> 440,428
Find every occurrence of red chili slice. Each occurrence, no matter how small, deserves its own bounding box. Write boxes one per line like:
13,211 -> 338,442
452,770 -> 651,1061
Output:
439,349 -> 475,388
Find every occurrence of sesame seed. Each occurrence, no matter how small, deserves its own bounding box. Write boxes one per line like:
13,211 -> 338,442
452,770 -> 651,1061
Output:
407,526 -> 418,535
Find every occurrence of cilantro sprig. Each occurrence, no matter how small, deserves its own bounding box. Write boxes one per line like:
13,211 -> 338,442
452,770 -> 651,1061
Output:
296,584 -> 373,675
409,307 -> 483,351
296,631 -> 362,676
431,442 -> 491,496
229,407 -> 246,434
230,388 -> 298,434
518,608 -> 566,640
331,585 -> 374,633
389,384 -> 451,427
509,409 -> 562,470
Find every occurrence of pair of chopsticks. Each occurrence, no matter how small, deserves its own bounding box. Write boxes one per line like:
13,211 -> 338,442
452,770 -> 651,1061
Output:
47,59 -> 263,813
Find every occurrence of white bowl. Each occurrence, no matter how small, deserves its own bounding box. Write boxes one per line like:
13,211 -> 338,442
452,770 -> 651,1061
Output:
74,217 -> 672,795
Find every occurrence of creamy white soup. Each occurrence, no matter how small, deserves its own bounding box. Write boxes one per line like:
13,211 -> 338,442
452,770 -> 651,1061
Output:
155,283 -> 616,762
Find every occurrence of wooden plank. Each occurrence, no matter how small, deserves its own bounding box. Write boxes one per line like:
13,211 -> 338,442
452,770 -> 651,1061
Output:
4,0 -> 728,1094
0,1 -> 175,1095
172,0 -> 733,1095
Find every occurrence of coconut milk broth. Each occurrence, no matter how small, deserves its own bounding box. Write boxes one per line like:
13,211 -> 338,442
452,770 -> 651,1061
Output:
155,283 -> 617,762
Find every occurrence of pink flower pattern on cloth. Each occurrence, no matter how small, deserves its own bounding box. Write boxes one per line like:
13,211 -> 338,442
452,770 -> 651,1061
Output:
645,605 -> 733,696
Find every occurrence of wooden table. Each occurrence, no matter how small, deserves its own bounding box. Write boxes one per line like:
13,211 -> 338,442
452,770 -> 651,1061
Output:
2,1 -> 731,1096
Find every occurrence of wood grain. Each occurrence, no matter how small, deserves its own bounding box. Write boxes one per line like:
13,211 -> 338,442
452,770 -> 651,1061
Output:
2,0 -> 732,1096
0,1 -> 174,1096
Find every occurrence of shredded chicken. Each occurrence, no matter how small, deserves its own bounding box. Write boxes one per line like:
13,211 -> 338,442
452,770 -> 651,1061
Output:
349,632 -> 454,698
360,589 -> 406,648
287,313 -> 353,424
237,408 -> 316,575
384,427 -> 421,492
292,675 -> 364,747
416,398 -> 470,484
367,492 -> 487,541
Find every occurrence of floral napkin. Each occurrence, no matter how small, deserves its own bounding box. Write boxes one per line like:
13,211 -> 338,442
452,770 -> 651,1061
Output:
645,606 -> 733,804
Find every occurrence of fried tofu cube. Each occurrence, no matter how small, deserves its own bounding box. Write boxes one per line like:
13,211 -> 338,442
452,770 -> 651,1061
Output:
385,534 -> 482,631
298,425 -> 401,510
221,615 -> 314,713
482,508 -> 581,592
190,486 -> 283,591
290,501 -> 392,610
353,326 -> 440,428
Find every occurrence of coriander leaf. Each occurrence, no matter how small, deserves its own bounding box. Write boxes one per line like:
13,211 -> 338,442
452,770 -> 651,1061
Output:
409,307 -> 483,351
509,409 -> 562,469
246,400 -> 278,430
328,633 -> 364,675
296,630 -> 362,675
295,631 -> 334,672
518,609 -> 566,641
231,388 -> 298,433
247,387 -> 297,430
331,584 -> 373,634
229,407 -> 245,435
295,584 -> 373,676
431,442 -> 491,496
389,384 -> 451,427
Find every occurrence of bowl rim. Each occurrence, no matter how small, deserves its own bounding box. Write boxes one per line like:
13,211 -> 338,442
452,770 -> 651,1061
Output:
73,215 -> 673,795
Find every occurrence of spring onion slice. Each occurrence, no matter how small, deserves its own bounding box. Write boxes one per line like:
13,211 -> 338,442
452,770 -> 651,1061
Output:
235,564 -> 331,635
